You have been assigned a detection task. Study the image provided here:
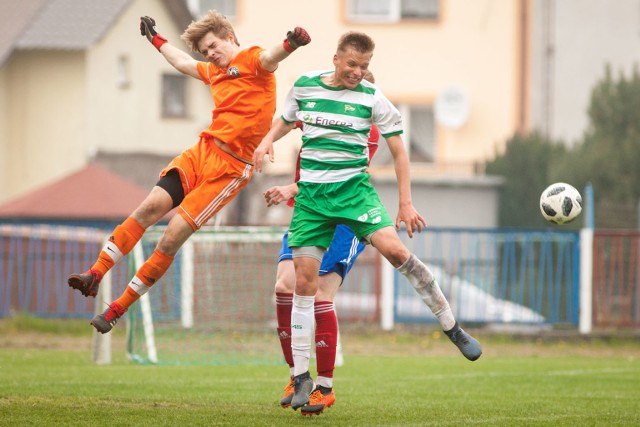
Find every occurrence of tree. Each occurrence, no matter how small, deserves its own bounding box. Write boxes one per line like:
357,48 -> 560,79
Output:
556,65 -> 640,228
487,65 -> 640,229
485,132 -> 567,228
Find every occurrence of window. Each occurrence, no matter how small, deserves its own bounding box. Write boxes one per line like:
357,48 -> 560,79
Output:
116,55 -> 129,89
406,105 -> 436,162
370,104 -> 435,166
347,0 -> 440,23
162,74 -> 187,118
187,0 -> 236,20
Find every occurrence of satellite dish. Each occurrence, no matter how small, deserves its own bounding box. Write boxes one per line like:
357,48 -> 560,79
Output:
435,86 -> 470,129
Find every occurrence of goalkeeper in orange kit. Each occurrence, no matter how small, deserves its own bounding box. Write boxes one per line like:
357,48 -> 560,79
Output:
67,11 -> 310,333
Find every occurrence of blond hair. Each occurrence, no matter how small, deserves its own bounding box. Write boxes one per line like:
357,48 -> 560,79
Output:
363,70 -> 375,83
181,10 -> 239,53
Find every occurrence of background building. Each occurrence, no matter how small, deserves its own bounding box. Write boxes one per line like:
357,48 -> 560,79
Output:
2,0 -> 639,226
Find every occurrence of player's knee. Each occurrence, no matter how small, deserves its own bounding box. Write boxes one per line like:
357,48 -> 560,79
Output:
383,245 -> 411,268
294,275 -> 317,296
315,289 -> 335,302
274,278 -> 294,294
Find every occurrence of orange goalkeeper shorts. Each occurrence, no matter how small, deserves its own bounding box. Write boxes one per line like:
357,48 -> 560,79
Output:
160,136 -> 253,230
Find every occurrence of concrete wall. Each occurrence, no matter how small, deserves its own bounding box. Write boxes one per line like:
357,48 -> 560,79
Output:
373,174 -> 504,228
529,0 -> 640,144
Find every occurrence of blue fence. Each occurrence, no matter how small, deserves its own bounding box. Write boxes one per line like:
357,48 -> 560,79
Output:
394,228 -> 580,326
0,224 -> 130,318
0,224 -> 580,327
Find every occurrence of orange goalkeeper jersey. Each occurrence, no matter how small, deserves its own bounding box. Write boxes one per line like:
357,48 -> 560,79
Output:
196,46 -> 276,162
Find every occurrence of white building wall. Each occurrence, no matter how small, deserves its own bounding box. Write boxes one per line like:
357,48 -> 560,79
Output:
530,0 -> 640,144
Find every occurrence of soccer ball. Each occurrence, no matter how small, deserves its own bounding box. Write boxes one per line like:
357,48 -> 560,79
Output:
539,182 -> 583,224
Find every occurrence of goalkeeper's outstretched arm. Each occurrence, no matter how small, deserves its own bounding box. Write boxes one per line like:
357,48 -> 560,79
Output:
140,16 -> 199,79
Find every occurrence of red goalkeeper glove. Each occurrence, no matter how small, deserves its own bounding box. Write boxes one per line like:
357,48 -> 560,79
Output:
140,16 -> 167,51
283,27 -> 311,53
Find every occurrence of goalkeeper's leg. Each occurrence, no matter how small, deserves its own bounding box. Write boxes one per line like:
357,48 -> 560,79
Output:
92,213 -> 193,334
68,176 -> 181,298
372,227 -> 482,361
68,216 -> 145,297
91,248 -> 174,333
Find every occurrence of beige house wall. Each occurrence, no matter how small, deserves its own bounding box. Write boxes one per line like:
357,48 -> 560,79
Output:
2,51 -> 86,201
226,0 -> 522,174
0,66 -> 8,200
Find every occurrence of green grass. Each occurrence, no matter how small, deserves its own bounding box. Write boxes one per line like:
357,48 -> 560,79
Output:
0,313 -> 96,336
1,319 -> 639,426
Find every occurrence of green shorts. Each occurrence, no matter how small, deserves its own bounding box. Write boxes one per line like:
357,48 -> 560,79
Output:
288,174 -> 393,249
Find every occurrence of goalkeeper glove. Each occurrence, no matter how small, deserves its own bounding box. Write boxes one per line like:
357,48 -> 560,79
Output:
140,16 -> 167,51
283,27 -> 311,53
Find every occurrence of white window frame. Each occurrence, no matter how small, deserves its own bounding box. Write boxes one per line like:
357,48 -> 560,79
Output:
346,0 -> 440,23
402,103 -> 436,164
187,0 -> 236,20
161,74 -> 188,119
370,103 -> 436,167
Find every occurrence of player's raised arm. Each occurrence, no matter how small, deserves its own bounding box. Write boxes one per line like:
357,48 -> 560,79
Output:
260,27 -> 311,72
140,16 -> 200,79
253,118 -> 297,172
386,134 -> 426,237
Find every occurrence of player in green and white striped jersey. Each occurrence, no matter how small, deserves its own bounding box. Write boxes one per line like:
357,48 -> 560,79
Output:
254,31 -> 481,415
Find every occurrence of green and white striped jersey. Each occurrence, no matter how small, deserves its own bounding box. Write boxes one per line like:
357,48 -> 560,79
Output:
282,70 -> 403,184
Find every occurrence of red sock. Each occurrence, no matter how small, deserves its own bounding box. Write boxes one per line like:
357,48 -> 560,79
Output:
275,292 -> 294,368
93,217 -> 145,276
315,300 -> 338,379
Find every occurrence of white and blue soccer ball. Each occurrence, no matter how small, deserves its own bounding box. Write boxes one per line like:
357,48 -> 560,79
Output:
539,182 -> 583,224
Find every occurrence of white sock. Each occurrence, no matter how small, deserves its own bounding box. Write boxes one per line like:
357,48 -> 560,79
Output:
398,254 -> 456,331
291,293 -> 315,376
316,376 -> 333,389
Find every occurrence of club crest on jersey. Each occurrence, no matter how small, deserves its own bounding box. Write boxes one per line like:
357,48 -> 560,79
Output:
345,105 -> 355,112
227,66 -> 240,77
306,101 -> 316,108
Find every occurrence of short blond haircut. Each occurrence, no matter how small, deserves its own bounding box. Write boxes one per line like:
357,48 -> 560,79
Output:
181,10 -> 239,53
337,31 -> 375,55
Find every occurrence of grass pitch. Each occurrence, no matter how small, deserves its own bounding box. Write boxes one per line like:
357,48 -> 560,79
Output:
1,317 -> 639,426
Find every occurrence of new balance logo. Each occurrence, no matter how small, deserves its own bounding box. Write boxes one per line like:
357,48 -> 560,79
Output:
316,340 -> 329,348
227,66 -> 240,77
279,331 -> 290,340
